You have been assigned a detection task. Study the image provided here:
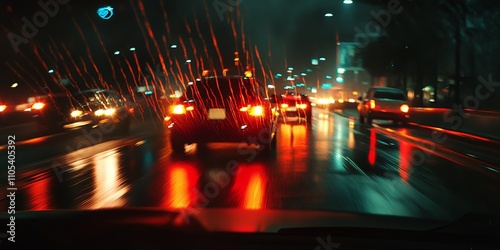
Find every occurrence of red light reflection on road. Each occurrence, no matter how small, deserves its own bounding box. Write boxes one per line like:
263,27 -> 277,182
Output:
232,165 -> 268,210
399,141 -> 412,184
368,129 -> 377,166
25,173 -> 52,210
91,150 -> 129,208
277,124 -> 309,172
167,165 -> 199,208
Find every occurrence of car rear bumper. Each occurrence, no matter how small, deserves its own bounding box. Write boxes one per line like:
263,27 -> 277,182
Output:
168,118 -> 273,143
368,110 -> 409,120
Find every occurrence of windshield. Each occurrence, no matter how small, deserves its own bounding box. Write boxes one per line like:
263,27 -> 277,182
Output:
1,0 -> 500,244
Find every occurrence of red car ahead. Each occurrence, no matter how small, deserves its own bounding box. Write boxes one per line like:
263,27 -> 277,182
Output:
278,93 -> 312,124
166,76 -> 279,155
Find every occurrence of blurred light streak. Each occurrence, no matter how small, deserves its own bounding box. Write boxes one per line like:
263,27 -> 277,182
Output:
91,150 -> 129,208
26,172 -> 52,210
399,141 -> 412,184
368,129 -> 377,166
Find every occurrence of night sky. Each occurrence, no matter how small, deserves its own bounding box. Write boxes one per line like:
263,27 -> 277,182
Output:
0,0 -> 379,103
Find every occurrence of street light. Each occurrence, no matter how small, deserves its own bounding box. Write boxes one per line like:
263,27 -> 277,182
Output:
129,47 -> 136,51
11,83 -> 18,88
343,0 -> 353,4
324,13 -> 333,17
114,51 -> 120,55
170,44 -> 178,49
48,69 -> 54,74
319,57 -> 326,61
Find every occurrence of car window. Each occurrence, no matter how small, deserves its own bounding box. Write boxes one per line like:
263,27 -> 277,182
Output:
373,91 -> 406,100
186,78 -> 257,101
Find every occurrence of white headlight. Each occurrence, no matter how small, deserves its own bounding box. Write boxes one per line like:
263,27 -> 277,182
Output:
71,110 -> 83,117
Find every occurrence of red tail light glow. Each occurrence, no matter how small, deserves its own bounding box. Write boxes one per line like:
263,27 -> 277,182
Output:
0,105 -> 6,112
249,106 -> 264,116
32,102 -> 45,110
172,104 -> 194,114
400,104 -> 409,113
369,100 -> 376,109
297,104 -> 307,109
173,104 -> 186,114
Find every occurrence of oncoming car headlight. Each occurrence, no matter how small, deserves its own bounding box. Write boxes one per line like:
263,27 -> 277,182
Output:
95,108 -> 116,116
71,110 -> 83,117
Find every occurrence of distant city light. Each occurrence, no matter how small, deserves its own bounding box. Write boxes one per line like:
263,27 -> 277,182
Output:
48,69 -> 54,73
326,75 -> 332,79
170,44 -> 178,49
311,59 -> 319,65
325,13 -> 333,17
301,73 -> 307,76
337,68 -> 346,74
129,47 -> 136,51
114,51 -> 120,55
319,57 -> 326,61
343,0 -> 353,4
336,77 -> 344,83
287,67 -> 294,71
186,59 -> 192,63
11,83 -> 18,88
306,68 -> 313,72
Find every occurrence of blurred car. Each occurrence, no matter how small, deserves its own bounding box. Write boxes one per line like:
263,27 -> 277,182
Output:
357,87 -> 410,126
31,89 -> 133,133
166,76 -> 279,154
278,93 -> 312,124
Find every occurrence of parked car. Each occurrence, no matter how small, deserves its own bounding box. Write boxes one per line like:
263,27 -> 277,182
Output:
357,87 -> 410,126
31,89 -> 133,134
166,76 -> 279,154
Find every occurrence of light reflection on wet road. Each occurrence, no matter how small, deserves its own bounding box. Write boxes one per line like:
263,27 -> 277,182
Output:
1,108 -> 500,221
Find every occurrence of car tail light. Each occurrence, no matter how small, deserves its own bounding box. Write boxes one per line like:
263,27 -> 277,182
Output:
173,104 -> 186,114
172,104 -> 194,114
0,105 -> 6,112
32,102 -> 45,110
400,104 -> 409,113
369,100 -> 376,109
297,104 -> 307,109
249,106 -> 264,116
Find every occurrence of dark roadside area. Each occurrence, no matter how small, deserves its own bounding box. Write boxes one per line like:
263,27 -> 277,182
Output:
331,104 -> 500,171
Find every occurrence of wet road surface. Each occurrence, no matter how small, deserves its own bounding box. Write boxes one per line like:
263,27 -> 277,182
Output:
1,108 -> 500,221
